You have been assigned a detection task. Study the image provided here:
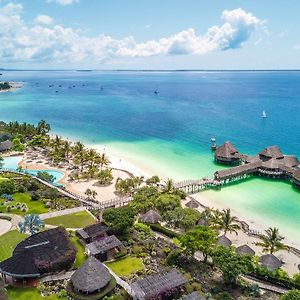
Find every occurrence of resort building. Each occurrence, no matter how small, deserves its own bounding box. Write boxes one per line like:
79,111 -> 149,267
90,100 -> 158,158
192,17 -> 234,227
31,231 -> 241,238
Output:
214,141 -> 240,164
213,143 -> 300,189
0,227 -> 76,287
86,235 -> 123,261
76,222 -> 112,244
140,209 -> 162,224
70,256 -> 113,296
0,140 -> 12,152
131,268 -> 187,300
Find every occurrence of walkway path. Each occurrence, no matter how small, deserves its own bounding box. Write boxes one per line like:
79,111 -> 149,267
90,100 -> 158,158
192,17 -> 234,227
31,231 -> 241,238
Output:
104,265 -> 136,298
39,206 -> 86,220
241,275 -> 290,294
40,270 -> 75,283
0,213 -> 23,230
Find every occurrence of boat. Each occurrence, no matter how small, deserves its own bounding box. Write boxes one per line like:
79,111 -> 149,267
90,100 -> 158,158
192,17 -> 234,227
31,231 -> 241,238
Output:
261,110 -> 267,118
211,137 -> 217,151
154,90 -> 159,94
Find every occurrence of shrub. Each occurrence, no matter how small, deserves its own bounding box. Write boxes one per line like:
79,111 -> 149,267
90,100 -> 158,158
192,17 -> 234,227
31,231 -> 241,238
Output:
31,191 -> 41,201
216,292 -> 233,300
148,223 -> 179,238
165,250 -> 181,266
281,290 -> 300,300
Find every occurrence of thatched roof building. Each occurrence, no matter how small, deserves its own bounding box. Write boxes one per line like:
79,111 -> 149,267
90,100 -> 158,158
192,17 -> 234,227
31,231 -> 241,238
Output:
215,142 -> 240,164
181,291 -> 206,300
259,254 -> 283,271
185,199 -> 200,209
86,235 -> 123,261
77,222 -> 111,243
0,140 -> 12,152
0,227 -> 76,286
197,218 -> 209,226
71,256 -> 111,295
217,235 -> 232,247
140,209 -> 161,224
235,244 -> 255,256
259,146 -> 283,160
131,268 -> 187,300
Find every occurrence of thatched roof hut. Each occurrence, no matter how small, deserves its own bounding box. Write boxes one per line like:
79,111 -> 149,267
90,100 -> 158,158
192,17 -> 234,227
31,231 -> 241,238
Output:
140,209 -> 161,224
132,268 -> 187,300
217,235 -> 232,247
0,140 -> 12,152
77,222 -> 111,243
0,227 -> 76,280
71,256 -> 111,295
259,146 -> 283,160
215,142 -> 240,164
185,199 -> 200,209
197,218 -> 209,226
235,244 -> 255,256
259,254 -> 283,271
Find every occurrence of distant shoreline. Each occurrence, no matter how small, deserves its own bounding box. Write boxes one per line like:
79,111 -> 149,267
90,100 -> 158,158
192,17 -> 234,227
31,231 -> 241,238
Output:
0,82 -> 23,93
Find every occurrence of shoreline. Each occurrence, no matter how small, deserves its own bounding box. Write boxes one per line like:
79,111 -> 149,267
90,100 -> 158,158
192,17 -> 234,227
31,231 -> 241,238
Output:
0,82 -> 23,93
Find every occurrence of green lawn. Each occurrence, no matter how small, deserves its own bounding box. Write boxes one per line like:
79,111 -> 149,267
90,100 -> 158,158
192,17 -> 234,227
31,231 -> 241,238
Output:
0,192 -> 48,216
70,235 -> 86,268
106,256 -> 144,277
7,287 -> 67,300
0,230 -> 27,261
44,210 -> 96,228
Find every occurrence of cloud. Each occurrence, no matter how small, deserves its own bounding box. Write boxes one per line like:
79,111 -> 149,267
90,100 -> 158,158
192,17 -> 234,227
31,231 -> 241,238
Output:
35,14 -> 53,26
0,4 -> 262,64
47,0 -> 79,6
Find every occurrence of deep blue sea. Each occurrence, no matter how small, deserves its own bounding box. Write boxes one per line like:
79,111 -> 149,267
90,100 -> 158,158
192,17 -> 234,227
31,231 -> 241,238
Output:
1,70 -> 300,241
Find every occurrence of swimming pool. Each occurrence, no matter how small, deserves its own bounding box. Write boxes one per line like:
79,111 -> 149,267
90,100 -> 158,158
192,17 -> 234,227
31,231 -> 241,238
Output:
1,156 -> 65,184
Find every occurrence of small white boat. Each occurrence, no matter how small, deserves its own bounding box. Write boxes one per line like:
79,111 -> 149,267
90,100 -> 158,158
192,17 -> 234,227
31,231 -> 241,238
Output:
261,110 -> 267,118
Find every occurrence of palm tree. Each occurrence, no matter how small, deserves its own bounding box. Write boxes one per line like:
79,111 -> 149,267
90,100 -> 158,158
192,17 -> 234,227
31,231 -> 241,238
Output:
99,153 -> 110,170
91,190 -> 97,200
37,120 -> 51,135
72,142 -> 86,172
216,209 -> 240,235
63,140 -> 72,161
255,227 -> 288,254
163,178 -> 175,193
85,188 -> 92,199
86,148 -> 100,168
18,214 -> 44,235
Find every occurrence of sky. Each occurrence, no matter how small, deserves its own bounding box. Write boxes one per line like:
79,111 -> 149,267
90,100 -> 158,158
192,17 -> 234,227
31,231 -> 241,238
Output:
0,0 -> 300,69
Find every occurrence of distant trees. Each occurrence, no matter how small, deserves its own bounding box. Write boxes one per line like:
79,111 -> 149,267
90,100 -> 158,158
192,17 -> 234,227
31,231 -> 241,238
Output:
103,207 -> 136,234
213,246 -> 254,285
256,227 -> 288,254
19,214 -> 44,235
180,226 -> 218,262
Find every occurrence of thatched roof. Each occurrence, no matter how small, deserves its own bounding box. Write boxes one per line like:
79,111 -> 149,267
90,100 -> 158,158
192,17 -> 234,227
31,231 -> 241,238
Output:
86,235 -> 123,256
282,156 -> 299,167
235,244 -> 255,256
215,142 -> 238,159
185,199 -> 200,209
140,209 -> 161,224
77,222 -> 110,240
181,291 -> 206,300
261,158 -> 280,169
131,268 -> 187,299
259,254 -> 283,271
293,169 -> 300,181
197,218 -> 209,226
0,227 -> 76,278
217,235 -> 232,247
71,256 -> 111,293
0,140 -> 12,152
259,146 -> 283,159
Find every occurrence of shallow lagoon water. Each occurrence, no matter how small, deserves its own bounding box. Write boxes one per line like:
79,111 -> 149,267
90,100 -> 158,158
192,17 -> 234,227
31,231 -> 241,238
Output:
0,70 -> 299,240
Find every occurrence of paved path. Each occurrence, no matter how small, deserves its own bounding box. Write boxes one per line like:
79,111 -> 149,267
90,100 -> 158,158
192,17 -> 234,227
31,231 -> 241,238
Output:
40,270 -> 75,283
39,206 -> 86,220
241,275 -> 290,294
0,213 -> 23,230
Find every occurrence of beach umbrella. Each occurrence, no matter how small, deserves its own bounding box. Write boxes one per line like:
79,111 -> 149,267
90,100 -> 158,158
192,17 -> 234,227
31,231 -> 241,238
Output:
235,244 -> 255,256
259,254 -> 283,271
217,235 -> 232,247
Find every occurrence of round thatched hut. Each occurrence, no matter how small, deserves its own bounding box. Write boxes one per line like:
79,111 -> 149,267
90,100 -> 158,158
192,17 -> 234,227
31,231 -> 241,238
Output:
214,142 -> 240,164
235,244 -> 255,256
217,235 -> 232,248
140,209 -> 161,224
71,256 -> 112,295
259,254 -> 283,271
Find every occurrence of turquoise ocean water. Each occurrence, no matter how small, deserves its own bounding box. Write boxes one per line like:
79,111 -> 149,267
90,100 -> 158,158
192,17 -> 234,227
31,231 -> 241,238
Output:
0,70 -> 299,241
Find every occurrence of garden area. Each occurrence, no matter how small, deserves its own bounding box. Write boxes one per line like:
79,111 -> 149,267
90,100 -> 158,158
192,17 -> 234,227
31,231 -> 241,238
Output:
44,210 -> 96,228
6,287 -> 67,300
0,230 -> 27,261
70,234 -> 87,268
0,172 -> 81,217
106,256 -> 144,277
